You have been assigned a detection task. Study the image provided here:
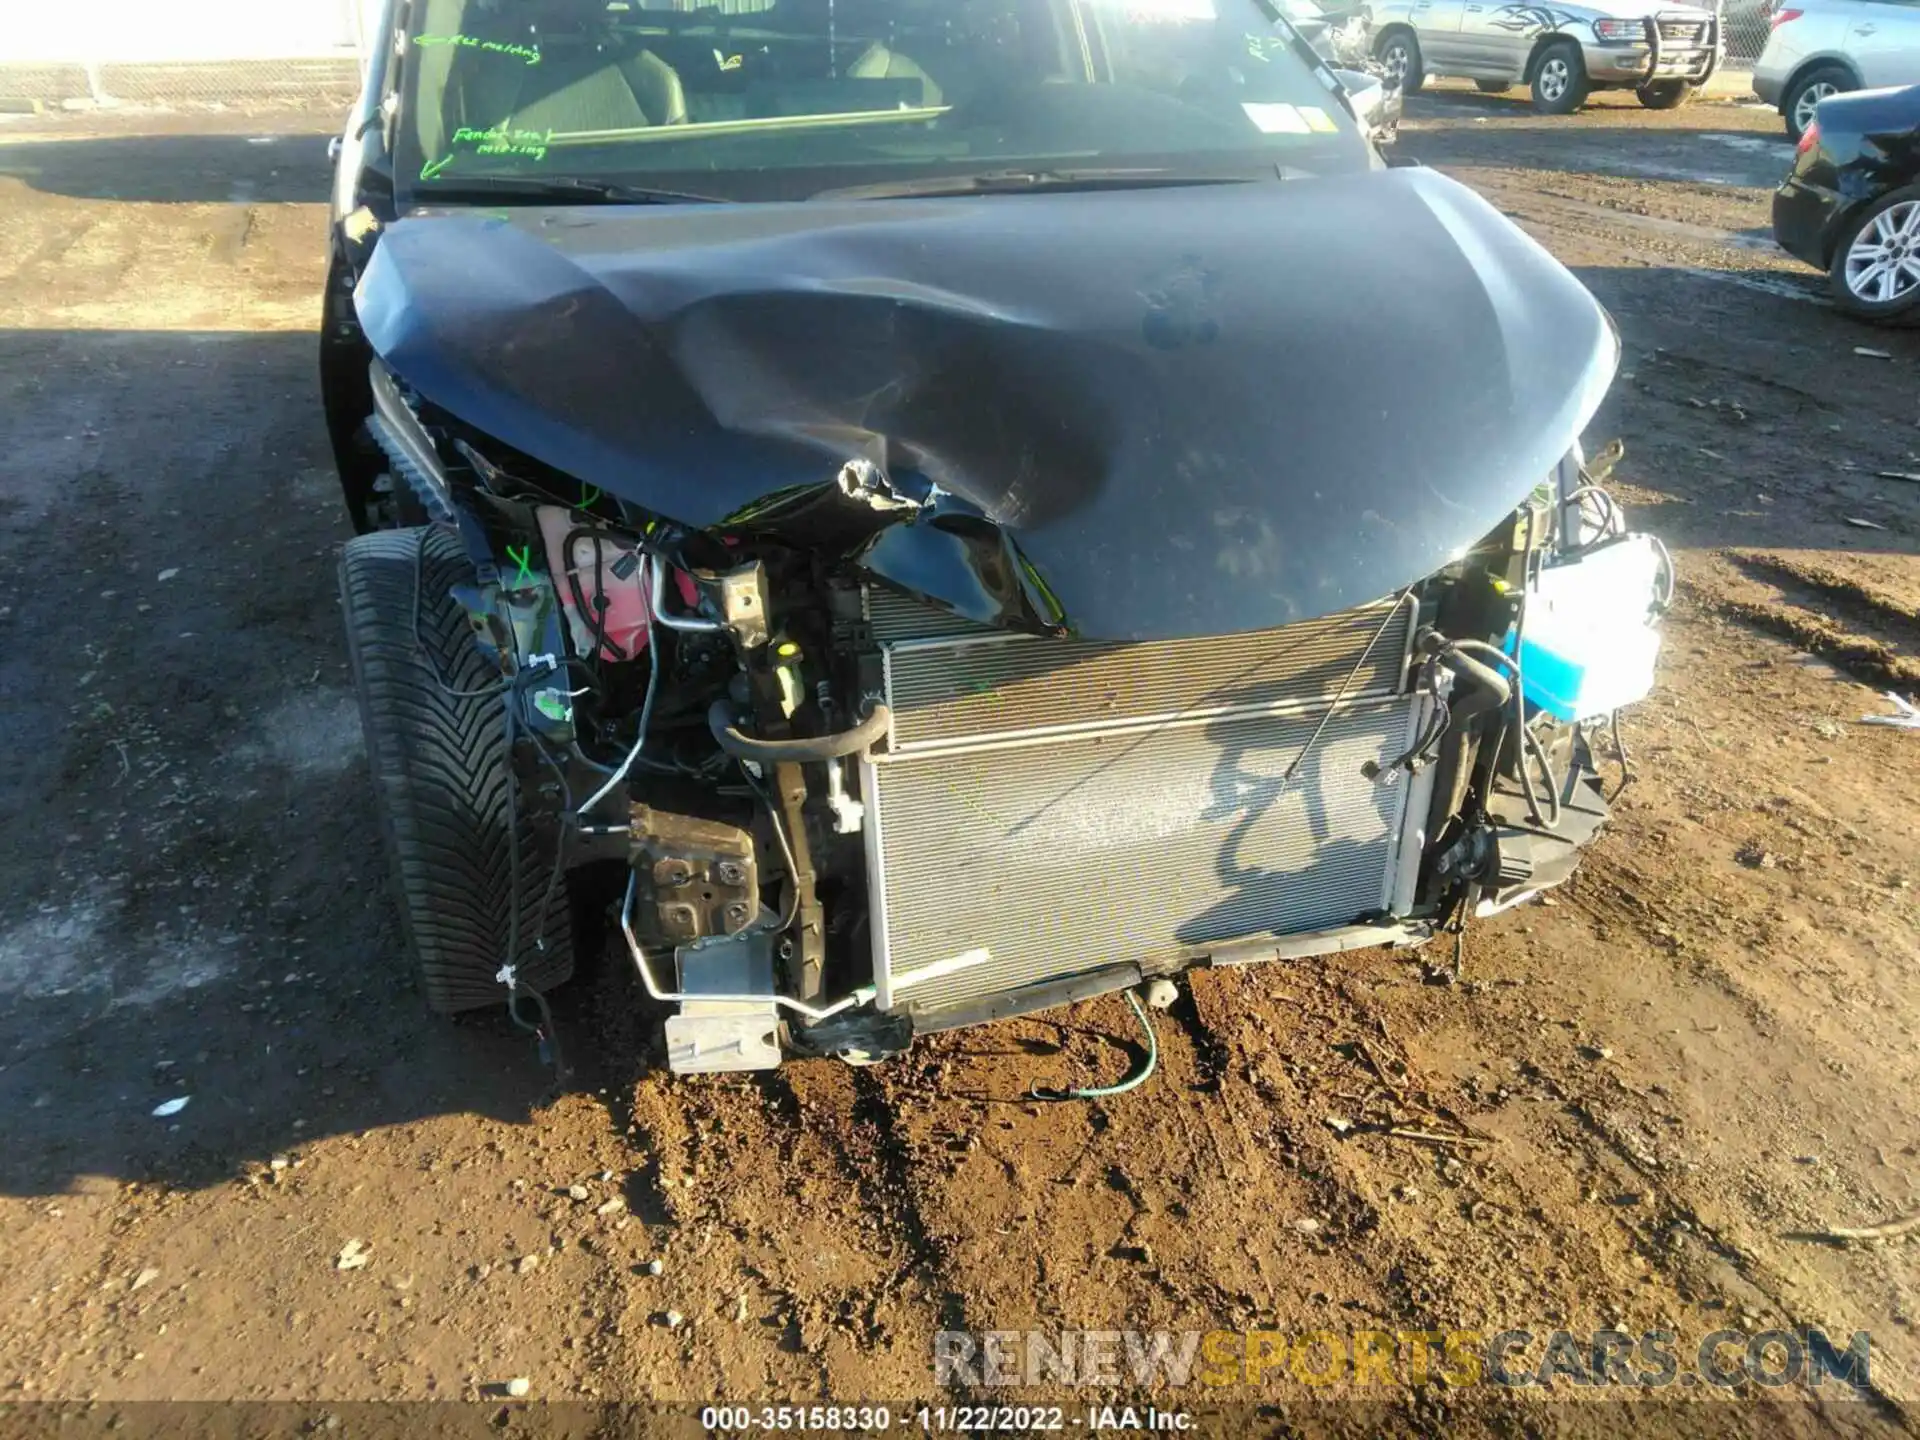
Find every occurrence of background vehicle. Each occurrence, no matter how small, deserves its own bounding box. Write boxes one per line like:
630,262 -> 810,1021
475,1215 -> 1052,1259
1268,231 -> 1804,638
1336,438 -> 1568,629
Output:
1336,63 -> 1406,139
1773,82 -> 1920,320
1754,0 -> 1920,141
1285,0 -> 1382,63
1372,0 -> 1722,113
1283,0 -> 1406,141
324,0 -> 1665,1076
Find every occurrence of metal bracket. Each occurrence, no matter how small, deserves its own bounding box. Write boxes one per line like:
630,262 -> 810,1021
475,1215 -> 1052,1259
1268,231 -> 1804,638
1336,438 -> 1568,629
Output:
713,562 -> 771,651
825,758 -> 866,834
774,761 -> 826,1002
665,925 -> 781,1074
629,805 -> 758,944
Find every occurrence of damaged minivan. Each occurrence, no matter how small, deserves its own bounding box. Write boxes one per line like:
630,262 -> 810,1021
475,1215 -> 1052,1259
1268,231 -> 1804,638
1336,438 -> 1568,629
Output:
323,0 -> 1669,1075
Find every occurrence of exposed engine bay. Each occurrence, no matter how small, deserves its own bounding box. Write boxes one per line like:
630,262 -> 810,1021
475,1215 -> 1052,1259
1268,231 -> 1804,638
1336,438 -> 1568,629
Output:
327,160 -> 1670,1077
362,352 -> 1668,1073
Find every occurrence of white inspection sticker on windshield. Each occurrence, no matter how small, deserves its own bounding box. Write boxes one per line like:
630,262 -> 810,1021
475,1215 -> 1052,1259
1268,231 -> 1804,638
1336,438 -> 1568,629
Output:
1298,105 -> 1338,133
1242,102 -> 1311,134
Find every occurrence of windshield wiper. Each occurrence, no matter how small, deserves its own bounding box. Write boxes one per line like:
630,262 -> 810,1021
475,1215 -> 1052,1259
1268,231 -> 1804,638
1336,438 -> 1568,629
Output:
412,174 -> 727,205
808,169 -> 1259,202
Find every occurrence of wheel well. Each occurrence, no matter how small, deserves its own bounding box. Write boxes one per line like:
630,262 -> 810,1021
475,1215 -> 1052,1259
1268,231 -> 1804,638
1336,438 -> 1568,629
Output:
1523,33 -> 1583,85
320,240 -> 381,533
1375,22 -> 1417,53
1821,200 -> 1862,270
1824,184 -> 1918,270
1782,54 -> 1862,107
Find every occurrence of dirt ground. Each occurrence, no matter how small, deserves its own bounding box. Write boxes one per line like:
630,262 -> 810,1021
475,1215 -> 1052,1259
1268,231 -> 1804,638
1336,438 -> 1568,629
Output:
0,83 -> 1916,1435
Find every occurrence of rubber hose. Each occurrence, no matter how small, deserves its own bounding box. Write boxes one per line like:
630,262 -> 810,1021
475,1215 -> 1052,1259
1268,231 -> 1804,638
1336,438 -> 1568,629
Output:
1521,718 -> 1563,828
708,700 -> 891,764
1437,648 -> 1511,711
1432,635 -> 1551,827
1446,637 -> 1523,682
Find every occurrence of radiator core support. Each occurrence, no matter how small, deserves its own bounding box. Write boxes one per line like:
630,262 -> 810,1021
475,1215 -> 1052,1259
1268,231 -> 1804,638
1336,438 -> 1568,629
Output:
859,590 -> 1423,1020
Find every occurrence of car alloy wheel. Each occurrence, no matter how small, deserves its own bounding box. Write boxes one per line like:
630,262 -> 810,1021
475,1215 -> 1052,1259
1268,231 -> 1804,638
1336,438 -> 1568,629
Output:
1844,199 -> 1920,307
1538,56 -> 1571,103
1380,39 -> 1411,89
1792,80 -> 1835,138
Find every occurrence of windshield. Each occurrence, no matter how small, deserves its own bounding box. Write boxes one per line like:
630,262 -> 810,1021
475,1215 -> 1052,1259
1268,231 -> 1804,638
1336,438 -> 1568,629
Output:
394,0 -> 1366,203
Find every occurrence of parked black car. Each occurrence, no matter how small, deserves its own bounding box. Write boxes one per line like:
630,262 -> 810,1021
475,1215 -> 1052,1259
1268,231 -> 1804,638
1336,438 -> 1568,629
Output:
322,0 -> 1667,1077
1773,82 -> 1920,322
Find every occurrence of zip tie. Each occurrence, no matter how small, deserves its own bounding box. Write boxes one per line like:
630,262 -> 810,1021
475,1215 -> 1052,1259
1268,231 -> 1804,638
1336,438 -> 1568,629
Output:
1032,991 -> 1159,1101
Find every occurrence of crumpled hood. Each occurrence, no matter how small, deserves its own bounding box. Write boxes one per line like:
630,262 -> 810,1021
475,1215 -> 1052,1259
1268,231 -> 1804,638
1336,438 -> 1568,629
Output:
357,168 -> 1616,641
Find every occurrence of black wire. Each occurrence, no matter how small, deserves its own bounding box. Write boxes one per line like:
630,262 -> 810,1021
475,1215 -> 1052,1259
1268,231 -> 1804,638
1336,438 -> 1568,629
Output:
1520,719 -> 1562,828
523,722 -> 575,960
572,738 -> 701,778
1396,698 -> 1450,773
572,607 -> 663,821
570,741 -> 618,775
1282,588 -> 1415,787
1378,660 -> 1452,776
502,686 -> 522,994
1564,484 -> 1619,545
549,655 -> 604,688
415,532 -> 506,698
1509,508 -> 1549,828
561,525 -> 620,663
1609,709 -> 1634,800
737,763 -> 802,931
507,982 -> 568,1081
500,668 -> 574,1081
1427,888 -> 1471,984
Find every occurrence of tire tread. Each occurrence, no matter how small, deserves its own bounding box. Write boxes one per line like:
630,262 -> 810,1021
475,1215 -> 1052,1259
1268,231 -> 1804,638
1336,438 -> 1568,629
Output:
339,526 -> 574,1013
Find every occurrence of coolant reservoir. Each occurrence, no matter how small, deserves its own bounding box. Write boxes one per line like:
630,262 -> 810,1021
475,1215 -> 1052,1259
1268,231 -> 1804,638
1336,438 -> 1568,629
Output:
1510,535 -> 1667,722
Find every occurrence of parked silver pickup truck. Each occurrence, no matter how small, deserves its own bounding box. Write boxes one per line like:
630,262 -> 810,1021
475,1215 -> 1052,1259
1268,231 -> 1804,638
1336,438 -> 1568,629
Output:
1373,0 -> 1724,112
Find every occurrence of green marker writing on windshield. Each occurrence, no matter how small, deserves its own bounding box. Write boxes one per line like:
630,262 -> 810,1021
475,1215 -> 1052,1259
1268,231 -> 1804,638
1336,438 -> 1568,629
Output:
421,155 -> 452,181
413,34 -> 542,66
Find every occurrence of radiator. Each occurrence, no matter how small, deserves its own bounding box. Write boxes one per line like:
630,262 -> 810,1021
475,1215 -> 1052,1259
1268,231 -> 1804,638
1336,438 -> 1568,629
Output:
859,589 -> 1423,1018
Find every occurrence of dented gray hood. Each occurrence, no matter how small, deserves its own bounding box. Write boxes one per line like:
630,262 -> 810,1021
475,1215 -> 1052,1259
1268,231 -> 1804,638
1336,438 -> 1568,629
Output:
356,168 -> 1617,641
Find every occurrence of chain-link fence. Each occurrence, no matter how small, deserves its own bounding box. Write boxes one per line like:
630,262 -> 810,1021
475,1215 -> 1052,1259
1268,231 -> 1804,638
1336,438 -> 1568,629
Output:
0,58 -> 362,109
1,0 -> 366,110
1718,0 -> 1772,66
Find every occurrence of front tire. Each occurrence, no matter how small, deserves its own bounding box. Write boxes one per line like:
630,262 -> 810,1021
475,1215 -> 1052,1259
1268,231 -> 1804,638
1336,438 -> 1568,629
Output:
1374,29 -> 1424,95
340,526 -> 575,1014
1829,186 -> 1920,325
1783,63 -> 1849,143
1636,79 -> 1693,109
1530,41 -> 1589,115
